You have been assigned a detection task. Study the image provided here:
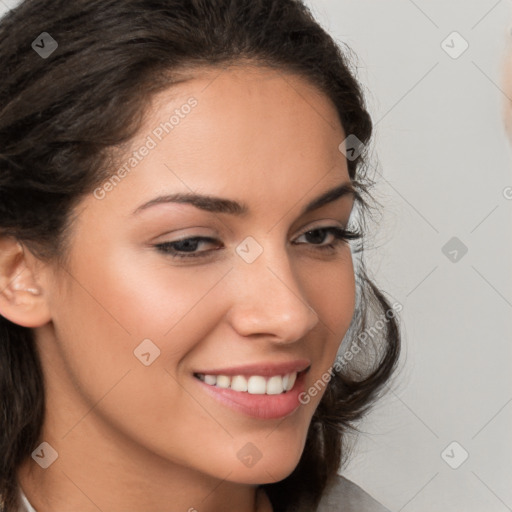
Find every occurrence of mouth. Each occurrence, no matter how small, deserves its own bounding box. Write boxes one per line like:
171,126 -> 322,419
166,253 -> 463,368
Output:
193,369 -> 304,395
192,366 -> 310,420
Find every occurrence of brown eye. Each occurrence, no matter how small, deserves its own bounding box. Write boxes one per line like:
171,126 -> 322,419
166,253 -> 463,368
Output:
155,237 -> 220,259
294,227 -> 361,249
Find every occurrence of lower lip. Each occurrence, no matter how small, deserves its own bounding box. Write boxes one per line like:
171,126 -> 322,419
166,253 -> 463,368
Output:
194,371 -> 307,420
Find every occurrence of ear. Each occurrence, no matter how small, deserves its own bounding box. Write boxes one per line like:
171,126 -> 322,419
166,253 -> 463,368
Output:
0,236 -> 52,328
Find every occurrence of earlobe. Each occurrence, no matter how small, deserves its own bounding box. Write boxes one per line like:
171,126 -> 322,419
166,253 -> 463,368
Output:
0,236 -> 51,328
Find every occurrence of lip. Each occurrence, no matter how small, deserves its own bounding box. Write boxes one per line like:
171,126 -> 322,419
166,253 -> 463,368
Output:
193,359 -> 311,377
193,368 -> 309,420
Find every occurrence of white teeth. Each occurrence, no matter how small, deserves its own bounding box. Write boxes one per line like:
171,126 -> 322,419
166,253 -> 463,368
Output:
247,375 -> 267,394
266,375 -> 283,395
283,371 -> 296,391
231,375 -> 248,392
216,375 -> 231,388
196,371 -> 298,394
204,374 -> 217,386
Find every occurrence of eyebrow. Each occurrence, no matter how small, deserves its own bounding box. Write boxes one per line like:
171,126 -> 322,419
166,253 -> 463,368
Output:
132,181 -> 357,217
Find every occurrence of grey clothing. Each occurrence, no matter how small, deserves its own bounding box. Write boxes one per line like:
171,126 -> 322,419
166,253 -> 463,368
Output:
314,474 -> 391,511
16,475 -> 391,511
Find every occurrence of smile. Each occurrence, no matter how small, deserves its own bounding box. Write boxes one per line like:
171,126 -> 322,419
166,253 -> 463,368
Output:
193,367 -> 310,420
194,371 -> 298,395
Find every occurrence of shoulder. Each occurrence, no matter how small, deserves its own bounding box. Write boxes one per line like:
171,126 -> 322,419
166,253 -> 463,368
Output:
315,474 -> 392,512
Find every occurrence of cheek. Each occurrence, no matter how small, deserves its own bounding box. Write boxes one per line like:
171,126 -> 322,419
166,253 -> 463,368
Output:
47,243 -> 231,415
41,238 -> 356,482
299,250 -> 356,404
60,241 -> 229,343
46,261 -> 228,467
51,239 -> 355,377
303,249 -> 356,341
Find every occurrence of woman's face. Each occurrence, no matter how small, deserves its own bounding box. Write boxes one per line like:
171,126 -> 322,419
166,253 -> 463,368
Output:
33,65 -> 357,489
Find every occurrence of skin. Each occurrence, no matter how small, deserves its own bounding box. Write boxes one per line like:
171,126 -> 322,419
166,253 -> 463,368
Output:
2,65 -> 357,512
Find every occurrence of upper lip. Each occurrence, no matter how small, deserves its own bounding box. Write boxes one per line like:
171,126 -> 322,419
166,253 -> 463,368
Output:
193,359 -> 311,377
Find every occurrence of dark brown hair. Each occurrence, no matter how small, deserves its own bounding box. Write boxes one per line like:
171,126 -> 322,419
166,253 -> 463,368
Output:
0,1 -> 400,510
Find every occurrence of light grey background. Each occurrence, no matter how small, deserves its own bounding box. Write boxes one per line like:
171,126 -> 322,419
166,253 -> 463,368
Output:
302,1 -> 512,511
2,0 -> 511,510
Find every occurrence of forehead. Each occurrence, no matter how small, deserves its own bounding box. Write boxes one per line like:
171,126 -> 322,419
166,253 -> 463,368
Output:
94,65 -> 349,218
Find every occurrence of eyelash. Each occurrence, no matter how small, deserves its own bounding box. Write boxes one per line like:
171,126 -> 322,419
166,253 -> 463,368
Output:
154,226 -> 362,260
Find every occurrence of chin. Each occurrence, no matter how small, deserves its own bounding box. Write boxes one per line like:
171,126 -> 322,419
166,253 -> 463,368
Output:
224,443 -> 305,485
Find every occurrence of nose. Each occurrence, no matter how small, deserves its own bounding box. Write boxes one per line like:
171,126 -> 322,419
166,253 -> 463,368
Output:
225,242 -> 320,344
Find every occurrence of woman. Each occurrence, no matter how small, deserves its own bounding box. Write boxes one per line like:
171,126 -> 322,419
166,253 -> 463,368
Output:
0,1 -> 400,511
503,24 -> 512,144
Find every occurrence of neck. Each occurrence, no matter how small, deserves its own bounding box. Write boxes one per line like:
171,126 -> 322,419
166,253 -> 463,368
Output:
16,327 -> 276,512
16,422 -> 273,512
